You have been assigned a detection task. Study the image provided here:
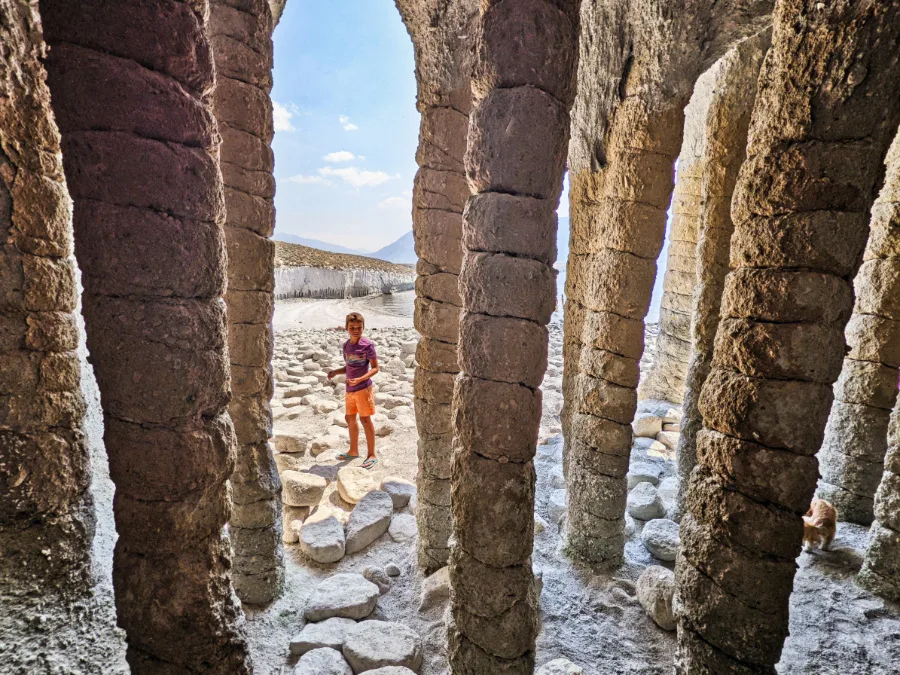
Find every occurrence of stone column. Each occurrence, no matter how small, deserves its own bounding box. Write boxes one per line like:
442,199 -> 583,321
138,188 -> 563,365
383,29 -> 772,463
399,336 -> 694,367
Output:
40,1 -> 252,671
448,1 -> 580,672
395,0 -> 477,572
817,131 -> 900,525
672,34 -> 768,521
675,1 -> 900,672
210,0 -> 283,606
0,0 -> 91,593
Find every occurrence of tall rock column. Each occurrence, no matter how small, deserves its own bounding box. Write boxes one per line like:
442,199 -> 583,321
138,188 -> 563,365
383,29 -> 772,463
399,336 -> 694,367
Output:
817,131 -> 900,525
448,1 -> 580,671
40,1 -> 252,671
676,1 -> 900,672
0,0 -> 91,593
395,0 -> 477,572
672,34 -> 768,521
210,0 -> 283,606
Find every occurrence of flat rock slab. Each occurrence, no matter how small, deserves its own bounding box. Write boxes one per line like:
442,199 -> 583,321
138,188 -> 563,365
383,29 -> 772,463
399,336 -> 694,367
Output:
345,490 -> 394,554
627,462 -> 663,489
343,621 -> 423,673
380,477 -> 416,509
294,647 -> 353,675
537,658 -> 585,674
627,482 -> 665,521
305,573 -> 379,621
388,513 -> 417,542
299,512 -> 346,564
282,470 -> 328,507
419,566 -> 450,612
637,565 -> 676,631
338,466 -> 378,504
641,518 -> 680,562
290,617 -> 357,655
274,433 -> 307,453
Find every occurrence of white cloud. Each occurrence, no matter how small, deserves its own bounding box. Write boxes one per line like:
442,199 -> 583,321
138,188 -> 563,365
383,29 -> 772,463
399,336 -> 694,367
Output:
378,196 -> 410,209
273,102 -> 296,132
318,166 -> 393,188
288,174 -> 332,186
323,151 -> 356,163
339,115 -> 359,131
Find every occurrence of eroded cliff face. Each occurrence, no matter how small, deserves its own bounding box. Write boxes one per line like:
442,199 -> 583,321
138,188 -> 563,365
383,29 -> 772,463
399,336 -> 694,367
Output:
274,266 -> 415,299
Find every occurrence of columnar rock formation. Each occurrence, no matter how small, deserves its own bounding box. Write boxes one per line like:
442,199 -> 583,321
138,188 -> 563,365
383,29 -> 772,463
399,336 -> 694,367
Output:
562,0 -> 770,564
0,0 -> 91,592
817,131 -> 900,525
210,0 -> 283,606
676,1 -> 900,672
395,0 -> 477,571
40,1 -> 252,671
672,35 -> 768,521
448,1 -> 579,671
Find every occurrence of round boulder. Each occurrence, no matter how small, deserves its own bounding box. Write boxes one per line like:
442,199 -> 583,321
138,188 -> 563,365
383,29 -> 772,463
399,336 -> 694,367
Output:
343,621 -> 423,673
641,518 -> 680,562
294,647 -> 352,675
636,565 -> 676,631
627,482 -> 665,521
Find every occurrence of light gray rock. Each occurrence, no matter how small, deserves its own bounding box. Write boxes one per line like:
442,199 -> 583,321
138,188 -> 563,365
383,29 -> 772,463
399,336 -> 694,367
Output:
290,617 -> 357,655
385,563 -> 402,577
627,482 -> 665,521
640,518 -> 680,561
380,477 -> 416,509
419,566 -> 450,612
548,488 -> 567,525
365,668 -> 417,675
305,573 -> 380,622
299,512 -> 346,564
385,357 -> 407,376
549,467 -> 566,489
282,471 -> 328,507
537,658 -> 585,674
632,412 -> 663,438
282,505 -> 310,544
636,566 -> 676,631
657,476 -> 678,506
364,566 -> 392,595
293,647 -> 352,675
342,621 -> 423,673
534,514 -> 549,534
627,462 -> 663,489
345,491 -> 394,554
400,340 -> 418,356
388,513 -> 418,542
656,430 -> 680,450
275,452 -> 306,474
337,466 -> 378,504
274,433 -> 308,453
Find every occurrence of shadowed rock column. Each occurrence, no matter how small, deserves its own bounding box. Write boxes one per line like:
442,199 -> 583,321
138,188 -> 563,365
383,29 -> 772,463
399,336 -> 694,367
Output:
210,0 -> 283,606
448,1 -> 580,672
818,132 -> 900,525
0,0 -> 91,593
40,1 -> 252,671
675,1 -> 900,672
395,0 -> 477,572
672,34 -> 768,522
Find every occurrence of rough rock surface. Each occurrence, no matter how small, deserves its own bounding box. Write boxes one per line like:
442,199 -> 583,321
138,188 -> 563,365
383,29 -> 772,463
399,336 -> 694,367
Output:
389,514 -> 418,542
637,566 -> 676,631
338,467 -> 378,504
345,490 -> 394,554
282,471 -> 328,507
299,511 -> 346,564
380,477 -> 416,509
640,519 -> 680,562
290,617 -> 356,655
419,566 -> 450,612
305,574 -> 380,622
294,647 -> 353,675
342,621 -> 424,673
627,483 -> 665,521
537,658 -> 585,674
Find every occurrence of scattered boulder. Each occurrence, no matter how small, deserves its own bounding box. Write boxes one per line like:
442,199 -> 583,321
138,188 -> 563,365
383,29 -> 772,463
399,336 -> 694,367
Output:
385,563 -> 402,577
282,505 -> 310,544
366,667 -> 417,675
282,471 -> 328,507
549,467 -> 566,490
364,566 -> 393,595
419,566 -> 450,612
343,621 -> 423,673
274,434 -> 307,454
636,399 -> 682,423
627,482 -> 665,521
537,658 -> 585,674
388,513 -> 417,542
385,357 -> 407,376
337,467 -> 378,504
400,340 -> 418,356
305,573 -> 380,622
636,566 -> 676,631
627,462 -> 663,490
380,477 -> 416,509
632,436 -> 670,456
656,430 -> 680,451
331,411 -> 349,428
632,412 -> 663,438
311,435 -> 341,456
657,476 -> 678,508
274,452 -> 305,474
640,518 -> 680,562
548,489 -> 567,525
294,647 -> 352,675
299,511 -> 346,564
345,491 -> 394,554
376,422 -> 395,437
290,617 -> 357,655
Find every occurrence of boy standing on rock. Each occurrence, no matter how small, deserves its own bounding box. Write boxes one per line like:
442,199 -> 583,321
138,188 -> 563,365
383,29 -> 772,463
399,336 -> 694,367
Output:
328,312 -> 380,468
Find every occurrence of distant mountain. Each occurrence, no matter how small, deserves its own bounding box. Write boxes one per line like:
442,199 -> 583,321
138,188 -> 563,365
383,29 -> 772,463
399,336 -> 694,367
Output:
273,233 -> 367,256
371,231 -> 416,264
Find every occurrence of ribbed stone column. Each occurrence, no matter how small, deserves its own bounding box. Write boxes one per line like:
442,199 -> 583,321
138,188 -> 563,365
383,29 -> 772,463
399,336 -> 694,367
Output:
447,1 -> 579,672
395,0 -> 477,572
672,34 -> 768,521
41,0 -> 252,671
817,131 -> 900,525
0,0 -> 92,593
675,1 -> 900,672
211,0 -> 283,606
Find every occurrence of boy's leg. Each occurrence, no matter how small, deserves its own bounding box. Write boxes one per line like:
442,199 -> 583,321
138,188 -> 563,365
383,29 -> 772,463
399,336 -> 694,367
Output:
344,391 -> 360,458
360,416 -> 376,459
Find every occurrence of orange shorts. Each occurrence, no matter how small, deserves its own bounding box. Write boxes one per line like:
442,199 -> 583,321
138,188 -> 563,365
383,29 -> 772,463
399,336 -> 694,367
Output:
345,385 -> 375,417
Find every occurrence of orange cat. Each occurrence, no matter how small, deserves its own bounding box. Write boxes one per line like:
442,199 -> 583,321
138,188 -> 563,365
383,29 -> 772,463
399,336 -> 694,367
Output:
803,498 -> 837,552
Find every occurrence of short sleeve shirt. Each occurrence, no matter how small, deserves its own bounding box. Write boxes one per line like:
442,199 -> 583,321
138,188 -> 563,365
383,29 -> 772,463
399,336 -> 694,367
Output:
343,337 -> 377,392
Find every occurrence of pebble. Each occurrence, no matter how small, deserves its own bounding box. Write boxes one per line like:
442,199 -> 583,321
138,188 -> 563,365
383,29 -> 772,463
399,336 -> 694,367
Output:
290,617 -> 356,655
385,563 -> 402,577
636,566 -> 676,631
337,466 -> 378,504
281,471 -> 327,507
380,477 -> 416,509
419,566 -> 450,612
294,647 -> 352,675
342,621 -> 423,673
627,482 -> 665,521
345,490 -> 394,554
305,573 -> 380,622
299,511 -> 346,563
388,513 -> 418,542
640,518 -> 680,561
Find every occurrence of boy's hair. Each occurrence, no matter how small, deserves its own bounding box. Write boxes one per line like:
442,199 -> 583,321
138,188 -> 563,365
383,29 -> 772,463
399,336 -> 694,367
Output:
345,312 -> 365,328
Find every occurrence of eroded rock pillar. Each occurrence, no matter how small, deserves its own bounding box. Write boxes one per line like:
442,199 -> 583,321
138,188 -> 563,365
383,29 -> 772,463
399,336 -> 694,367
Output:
448,1 -> 579,671
0,0 -> 91,593
395,0 -> 477,572
40,1 -> 252,670
672,35 -> 768,521
817,131 -> 900,525
210,0 -> 283,606
675,1 -> 900,671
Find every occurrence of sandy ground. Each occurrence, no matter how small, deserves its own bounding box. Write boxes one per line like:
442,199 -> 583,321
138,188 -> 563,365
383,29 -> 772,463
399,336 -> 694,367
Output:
2,295 -> 899,674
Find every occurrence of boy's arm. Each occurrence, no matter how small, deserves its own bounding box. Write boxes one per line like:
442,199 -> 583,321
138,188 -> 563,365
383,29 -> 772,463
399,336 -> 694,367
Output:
327,366 -> 346,379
